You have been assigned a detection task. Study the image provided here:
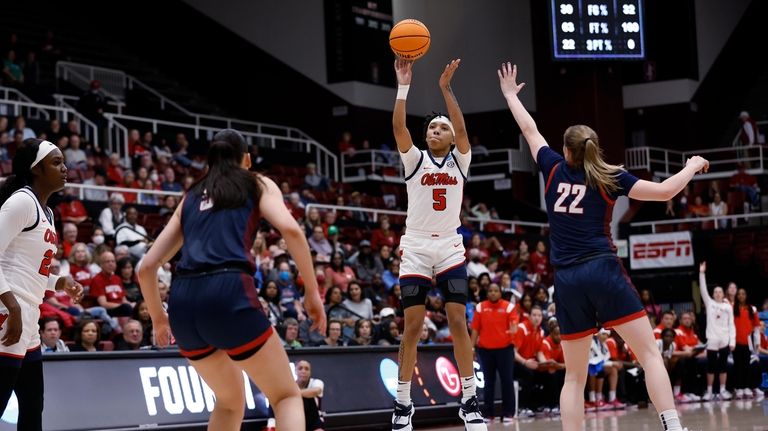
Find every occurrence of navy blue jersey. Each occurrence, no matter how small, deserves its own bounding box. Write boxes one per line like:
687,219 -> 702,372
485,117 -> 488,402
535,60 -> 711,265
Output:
537,146 -> 638,267
176,192 -> 260,273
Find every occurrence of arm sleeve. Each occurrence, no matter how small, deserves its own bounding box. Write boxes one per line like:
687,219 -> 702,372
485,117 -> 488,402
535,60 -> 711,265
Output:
310,378 -> 324,398
453,148 -> 471,178
536,146 -> 564,180
614,170 -> 640,198
400,145 -> 422,178
46,274 -> 61,292
99,208 -> 115,236
728,306 -> 736,348
0,193 -> 37,295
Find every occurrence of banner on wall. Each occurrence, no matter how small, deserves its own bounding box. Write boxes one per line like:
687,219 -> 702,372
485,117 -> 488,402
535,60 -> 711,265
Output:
629,231 -> 694,270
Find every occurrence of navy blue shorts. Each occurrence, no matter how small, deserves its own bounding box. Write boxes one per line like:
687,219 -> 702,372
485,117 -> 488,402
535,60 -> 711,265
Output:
169,270 -> 273,361
553,257 -> 645,341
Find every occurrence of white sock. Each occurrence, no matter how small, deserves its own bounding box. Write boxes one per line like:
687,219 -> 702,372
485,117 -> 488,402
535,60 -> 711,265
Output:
267,418 -> 276,427
706,385 -> 713,395
461,376 -> 476,403
609,390 -> 616,402
659,409 -> 683,431
589,391 -> 596,402
673,385 -> 681,396
396,380 -> 411,405
596,392 -> 604,402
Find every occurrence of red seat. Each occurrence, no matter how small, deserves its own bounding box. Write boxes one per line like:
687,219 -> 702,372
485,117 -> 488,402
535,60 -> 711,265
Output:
100,340 -> 114,352
0,160 -> 12,175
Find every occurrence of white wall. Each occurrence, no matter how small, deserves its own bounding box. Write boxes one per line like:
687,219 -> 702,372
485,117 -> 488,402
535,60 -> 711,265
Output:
182,0 -> 536,114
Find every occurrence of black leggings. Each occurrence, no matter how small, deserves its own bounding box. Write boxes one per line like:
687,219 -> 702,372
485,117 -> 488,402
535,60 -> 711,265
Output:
732,344 -> 751,389
0,361 -> 44,431
706,347 -> 729,375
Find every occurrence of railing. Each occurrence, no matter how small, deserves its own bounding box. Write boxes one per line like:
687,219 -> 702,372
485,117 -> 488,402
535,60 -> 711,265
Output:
305,203 -> 548,233
340,136 -> 536,183
0,86 -> 47,121
56,61 -> 126,104
103,113 -> 338,180
630,212 -> 768,234
0,99 -> 99,147
625,145 -> 767,179
730,119 -> 768,147
52,93 -> 125,115
64,182 -> 183,202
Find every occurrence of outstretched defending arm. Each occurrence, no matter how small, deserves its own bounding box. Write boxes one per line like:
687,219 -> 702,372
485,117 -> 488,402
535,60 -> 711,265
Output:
698,262 -> 712,308
498,62 -> 548,161
439,59 -> 470,155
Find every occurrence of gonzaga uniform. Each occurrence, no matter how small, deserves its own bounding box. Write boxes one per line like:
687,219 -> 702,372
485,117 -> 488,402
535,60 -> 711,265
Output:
0,187 -> 60,364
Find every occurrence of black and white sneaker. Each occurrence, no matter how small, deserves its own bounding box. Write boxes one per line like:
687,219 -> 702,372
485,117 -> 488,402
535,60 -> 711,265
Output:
392,401 -> 414,431
459,396 -> 487,431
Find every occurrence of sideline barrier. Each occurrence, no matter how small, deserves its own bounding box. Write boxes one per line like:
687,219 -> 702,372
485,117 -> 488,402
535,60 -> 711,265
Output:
0,346 -> 498,430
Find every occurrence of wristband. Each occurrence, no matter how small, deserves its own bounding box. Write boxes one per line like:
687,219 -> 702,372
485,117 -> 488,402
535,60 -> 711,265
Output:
396,84 -> 410,100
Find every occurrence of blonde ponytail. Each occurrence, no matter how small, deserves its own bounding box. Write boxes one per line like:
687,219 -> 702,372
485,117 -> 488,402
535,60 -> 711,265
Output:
563,125 -> 624,194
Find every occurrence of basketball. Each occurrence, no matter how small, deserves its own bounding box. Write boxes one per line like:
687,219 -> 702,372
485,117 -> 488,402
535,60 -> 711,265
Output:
389,19 -> 431,60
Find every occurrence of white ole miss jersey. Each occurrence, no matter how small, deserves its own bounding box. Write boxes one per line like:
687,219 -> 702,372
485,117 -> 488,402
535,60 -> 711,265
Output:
400,145 -> 470,233
0,187 -> 59,306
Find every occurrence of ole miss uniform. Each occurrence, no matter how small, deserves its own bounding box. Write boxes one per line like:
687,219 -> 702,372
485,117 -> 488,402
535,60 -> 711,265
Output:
0,187 -> 61,366
537,146 -> 644,340
170,191 -> 272,361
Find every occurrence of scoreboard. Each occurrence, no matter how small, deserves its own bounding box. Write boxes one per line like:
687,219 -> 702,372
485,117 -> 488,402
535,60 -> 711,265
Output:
550,0 -> 645,60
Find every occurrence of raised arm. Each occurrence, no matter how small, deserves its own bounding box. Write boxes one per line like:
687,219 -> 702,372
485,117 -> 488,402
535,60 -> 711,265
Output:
497,62 -> 548,161
439,59 -> 470,154
698,262 -> 712,307
393,58 -> 415,154
628,157 -> 710,201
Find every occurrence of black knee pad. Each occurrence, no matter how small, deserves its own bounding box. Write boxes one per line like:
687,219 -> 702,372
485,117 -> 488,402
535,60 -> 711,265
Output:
438,278 -> 468,304
400,283 -> 429,309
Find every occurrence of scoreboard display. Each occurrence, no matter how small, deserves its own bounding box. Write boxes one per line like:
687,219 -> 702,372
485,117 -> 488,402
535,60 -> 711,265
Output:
550,0 -> 645,60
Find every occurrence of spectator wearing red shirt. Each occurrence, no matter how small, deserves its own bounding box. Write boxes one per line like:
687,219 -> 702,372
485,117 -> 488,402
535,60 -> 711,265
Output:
57,188 -> 88,224
653,310 -> 676,340
671,312 -> 704,402
730,165 -> 760,209
470,284 -> 518,421
90,251 -> 132,317
370,215 -> 397,251
538,318 -> 566,413
529,241 -> 551,284
107,152 -> 125,185
514,306 -> 545,417
60,222 -> 78,260
732,288 -> 761,399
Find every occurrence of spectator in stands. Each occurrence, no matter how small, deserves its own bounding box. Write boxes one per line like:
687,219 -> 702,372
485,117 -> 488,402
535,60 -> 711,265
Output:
121,171 -> 138,203
60,222 -> 78,259
725,282 -> 738,306
83,167 -> 109,201
319,319 -> 345,346
249,145 -> 267,171
348,318 -> 374,346
347,191 -> 369,223
0,116 -> 7,134
698,262 -> 735,401
688,196 -> 709,219
90,251 -> 133,318
640,289 -> 662,324
138,179 -> 159,206
132,300 -> 154,347
301,207 -> 323,237
151,137 -> 173,166
709,192 -> 728,229
106,153 -> 124,185
470,202 -> 491,221
295,360 -> 326,431
308,226 -> 333,262
530,241 -> 550,284
739,111 -> 758,146
470,283 -> 517,422
22,51 -> 40,90
586,328 -> 625,411
9,115 -> 34,140
538,318 -> 566,414
350,240 -> 383,285
382,258 -> 400,291
342,280 -> 373,321
324,285 -> 355,324
370,215 -> 397,251
732,288 -> 762,399
514,305 -> 545,417
40,318 -> 69,353
0,131 -> 9,161
324,252 -> 356,293
118,257 -> 141,303
65,120 -> 80,139
275,261 -> 305,320
115,206 -> 150,259
304,162 -> 329,191
337,131 -> 355,155
533,286 -> 552,315
57,188 -> 88,224
2,50 -> 23,87
387,284 -> 402,312
77,80 -> 107,120
99,192 -> 125,238
672,311 -> 705,402
376,318 -> 401,346
653,310 -> 676,339
260,280 -> 285,324
159,195 -> 178,216
160,167 -> 182,192
114,320 -> 145,351
282,317 -> 302,348
517,240 -> 530,266
45,119 -> 63,144
730,164 -> 760,210
657,328 -> 676,376
69,319 -> 102,352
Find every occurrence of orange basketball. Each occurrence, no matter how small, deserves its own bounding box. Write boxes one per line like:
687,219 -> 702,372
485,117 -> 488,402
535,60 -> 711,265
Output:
389,19 -> 431,60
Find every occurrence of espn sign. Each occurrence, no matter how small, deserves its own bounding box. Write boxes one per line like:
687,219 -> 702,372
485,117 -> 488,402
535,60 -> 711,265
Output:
629,231 -> 694,270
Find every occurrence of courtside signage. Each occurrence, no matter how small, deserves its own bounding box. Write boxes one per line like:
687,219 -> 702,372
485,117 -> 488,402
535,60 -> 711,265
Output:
629,231 -> 693,270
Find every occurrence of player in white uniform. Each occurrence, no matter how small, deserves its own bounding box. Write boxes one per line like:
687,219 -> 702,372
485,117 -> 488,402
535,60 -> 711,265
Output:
391,58 -> 485,431
0,139 -> 83,430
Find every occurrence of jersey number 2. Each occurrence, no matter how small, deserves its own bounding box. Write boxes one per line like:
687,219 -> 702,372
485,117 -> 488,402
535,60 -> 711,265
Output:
433,188 -> 447,211
38,249 -> 54,276
554,183 -> 586,214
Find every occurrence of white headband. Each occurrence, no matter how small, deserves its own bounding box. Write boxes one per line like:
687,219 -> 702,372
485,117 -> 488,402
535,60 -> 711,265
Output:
31,140 -> 57,168
429,116 -> 456,140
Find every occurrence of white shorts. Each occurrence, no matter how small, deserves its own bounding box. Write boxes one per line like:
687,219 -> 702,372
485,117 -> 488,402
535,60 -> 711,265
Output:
0,299 -> 42,362
399,230 -> 466,281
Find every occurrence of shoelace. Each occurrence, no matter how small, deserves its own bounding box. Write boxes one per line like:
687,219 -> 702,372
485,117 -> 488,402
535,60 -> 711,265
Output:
394,404 -> 411,422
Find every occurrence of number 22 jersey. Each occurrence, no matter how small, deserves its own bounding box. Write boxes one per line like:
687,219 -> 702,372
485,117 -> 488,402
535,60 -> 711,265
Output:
538,146 -> 638,268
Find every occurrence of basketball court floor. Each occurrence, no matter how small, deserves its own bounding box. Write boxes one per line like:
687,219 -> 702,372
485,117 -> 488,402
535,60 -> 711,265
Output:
422,400 -> 768,430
